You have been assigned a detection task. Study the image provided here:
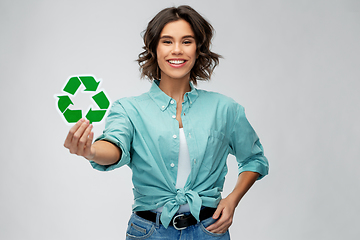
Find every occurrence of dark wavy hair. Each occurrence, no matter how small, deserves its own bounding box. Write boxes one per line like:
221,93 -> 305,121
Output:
137,5 -> 221,84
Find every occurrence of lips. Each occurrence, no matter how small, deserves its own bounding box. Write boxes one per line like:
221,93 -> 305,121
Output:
167,59 -> 187,68
168,60 -> 185,64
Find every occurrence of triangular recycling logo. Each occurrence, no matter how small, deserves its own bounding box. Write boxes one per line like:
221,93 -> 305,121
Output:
57,76 -> 110,123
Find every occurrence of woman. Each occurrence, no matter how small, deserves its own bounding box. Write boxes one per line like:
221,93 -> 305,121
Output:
64,5 -> 268,239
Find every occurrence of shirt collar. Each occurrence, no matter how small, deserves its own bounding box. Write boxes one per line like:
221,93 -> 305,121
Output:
149,80 -> 198,111
185,81 -> 198,106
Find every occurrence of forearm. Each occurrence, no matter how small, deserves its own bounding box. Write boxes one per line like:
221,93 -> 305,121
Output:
87,140 -> 122,166
206,171 -> 260,233
226,171 -> 260,207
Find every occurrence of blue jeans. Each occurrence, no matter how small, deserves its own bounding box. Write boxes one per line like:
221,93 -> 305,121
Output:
126,212 -> 230,240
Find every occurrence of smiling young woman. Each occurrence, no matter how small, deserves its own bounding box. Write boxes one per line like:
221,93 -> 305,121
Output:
64,5 -> 269,240
156,19 -> 197,82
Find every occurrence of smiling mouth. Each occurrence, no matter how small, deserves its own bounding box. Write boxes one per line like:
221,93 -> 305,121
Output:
168,60 -> 186,65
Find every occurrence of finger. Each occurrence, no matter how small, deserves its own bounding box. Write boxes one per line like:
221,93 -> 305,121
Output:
84,131 -> 95,159
213,217 -> 230,232
207,218 -> 229,234
206,216 -> 223,231
64,118 -> 85,148
212,203 -> 224,219
207,223 -> 227,234
206,206 -> 224,232
69,120 -> 89,154
85,127 -> 94,149
213,215 -> 233,233
206,210 -> 229,232
80,124 -> 93,156
213,207 -> 224,219
77,123 -> 92,156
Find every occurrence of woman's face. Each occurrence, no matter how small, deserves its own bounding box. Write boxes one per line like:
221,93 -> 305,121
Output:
156,19 -> 197,82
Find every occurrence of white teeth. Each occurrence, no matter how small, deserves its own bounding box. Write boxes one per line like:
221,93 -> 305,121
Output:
168,60 -> 185,64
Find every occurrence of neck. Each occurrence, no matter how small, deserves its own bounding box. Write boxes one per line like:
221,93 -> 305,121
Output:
158,76 -> 191,103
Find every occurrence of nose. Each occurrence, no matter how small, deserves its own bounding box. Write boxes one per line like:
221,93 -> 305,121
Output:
171,43 -> 183,55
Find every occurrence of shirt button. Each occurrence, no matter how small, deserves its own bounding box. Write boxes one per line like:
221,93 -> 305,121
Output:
172,115 -> 176,119
170,163 -> 175,167
173,135 -> 177,139
162,106 -> 165,109
194,159 -> 196,164
170,100 -> 175,104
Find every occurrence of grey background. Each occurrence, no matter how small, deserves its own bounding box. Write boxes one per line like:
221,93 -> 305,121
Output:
1,0 -> 359,239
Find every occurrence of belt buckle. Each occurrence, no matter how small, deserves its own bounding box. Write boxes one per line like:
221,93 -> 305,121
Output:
172,214 -> 187,230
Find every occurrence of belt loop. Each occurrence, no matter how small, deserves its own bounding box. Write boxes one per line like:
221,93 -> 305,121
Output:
155,212 -> 160,228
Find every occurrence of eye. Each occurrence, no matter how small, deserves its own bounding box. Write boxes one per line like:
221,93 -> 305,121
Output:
183,40 -> 194,45
162,40 -> 172,44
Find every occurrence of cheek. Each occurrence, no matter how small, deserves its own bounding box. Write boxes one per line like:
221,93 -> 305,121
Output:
156,49 -> 160,60
155,51 -> 163,67
156,46 -> 162,59
156,48 -> 166,63
190,59 -> 196,70
190,48 -> 197,64
191,47 -> 197,59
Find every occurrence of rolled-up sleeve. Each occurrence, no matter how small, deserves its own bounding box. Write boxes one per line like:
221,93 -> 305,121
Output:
229,105 -> 269,180
90,99 -> 133,171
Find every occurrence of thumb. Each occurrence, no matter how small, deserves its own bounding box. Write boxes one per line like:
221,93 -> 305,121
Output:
212,204 -> 224,219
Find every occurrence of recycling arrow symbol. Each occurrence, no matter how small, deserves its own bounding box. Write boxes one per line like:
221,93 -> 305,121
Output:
57,76 -> 110,123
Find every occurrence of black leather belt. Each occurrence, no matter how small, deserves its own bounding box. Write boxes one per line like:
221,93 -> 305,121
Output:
135,207 -> 216,230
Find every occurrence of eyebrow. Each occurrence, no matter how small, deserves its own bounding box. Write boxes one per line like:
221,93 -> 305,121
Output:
160,35 -> 195,39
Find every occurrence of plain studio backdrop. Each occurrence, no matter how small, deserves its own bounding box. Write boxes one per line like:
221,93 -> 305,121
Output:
1,0 -> 359,239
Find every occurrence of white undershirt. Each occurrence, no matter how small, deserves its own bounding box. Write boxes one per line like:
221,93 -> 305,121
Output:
176,128 -> 191,190
155,128 -> 191,213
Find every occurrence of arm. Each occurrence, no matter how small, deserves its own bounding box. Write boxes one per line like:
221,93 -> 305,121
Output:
206,104 -> 268,233
89,140 -> 121,165
206,171 -> 259,233
64,118 -> 121,166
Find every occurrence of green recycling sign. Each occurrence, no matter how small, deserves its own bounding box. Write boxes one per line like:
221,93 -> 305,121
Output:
57,76 -> 110,123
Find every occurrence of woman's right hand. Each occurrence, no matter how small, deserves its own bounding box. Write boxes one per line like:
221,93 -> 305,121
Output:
64,118 -> 96,160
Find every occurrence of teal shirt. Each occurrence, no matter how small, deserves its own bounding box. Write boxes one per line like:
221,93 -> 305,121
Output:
90,80 -> 269,228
